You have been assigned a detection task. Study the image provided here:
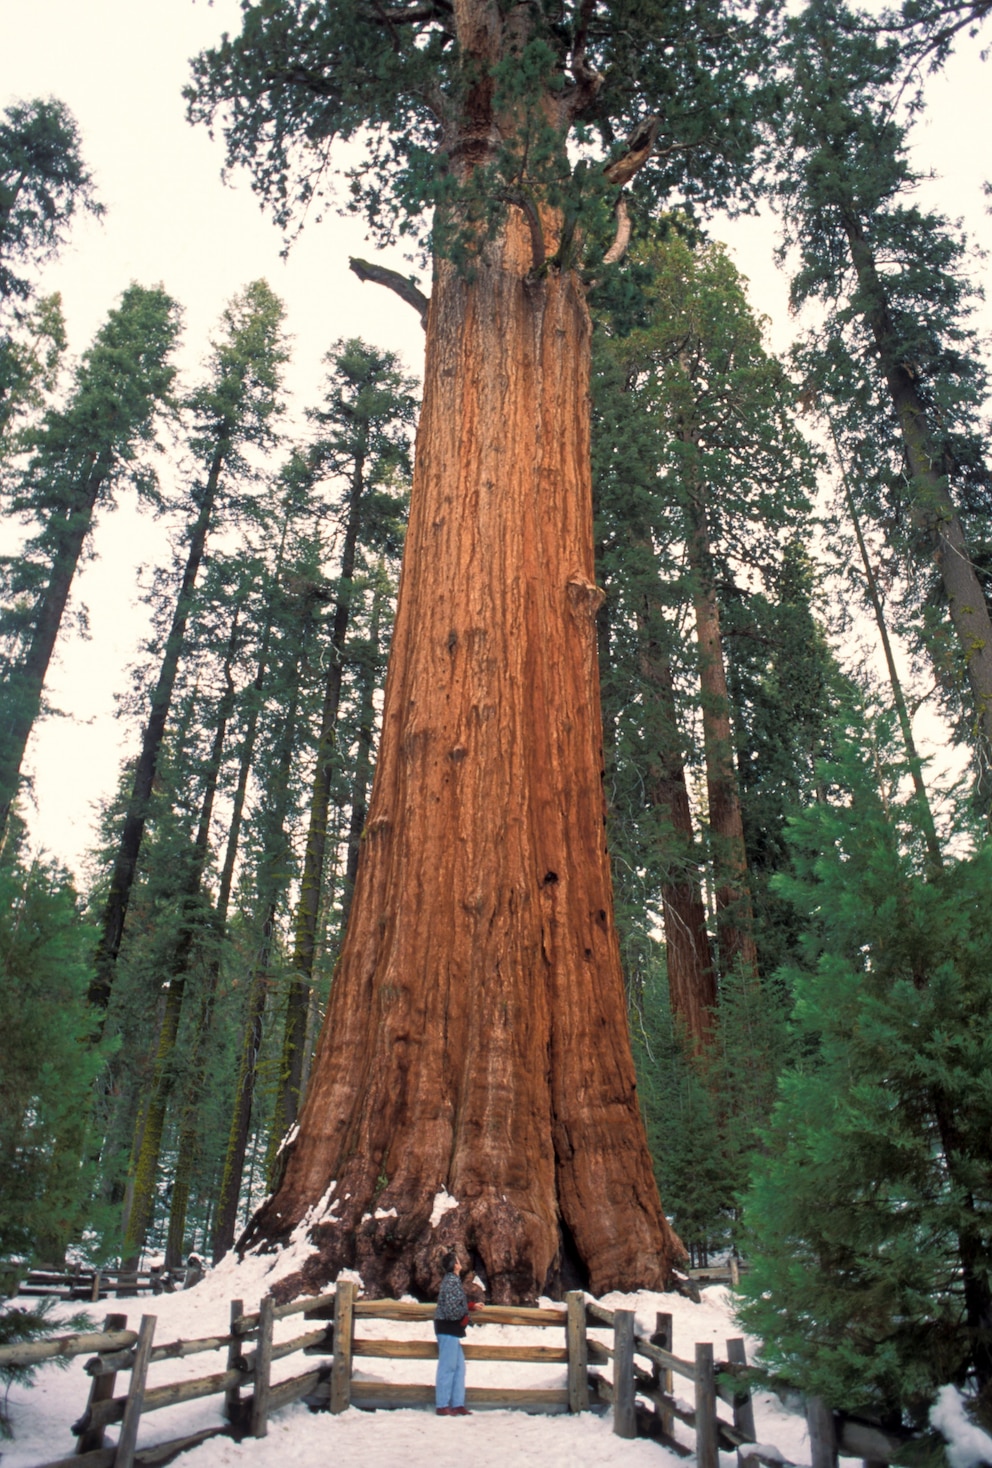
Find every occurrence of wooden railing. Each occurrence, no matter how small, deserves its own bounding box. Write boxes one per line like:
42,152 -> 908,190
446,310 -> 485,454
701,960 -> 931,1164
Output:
0,1279 -> 921,1468
15,1265 -> 190,1302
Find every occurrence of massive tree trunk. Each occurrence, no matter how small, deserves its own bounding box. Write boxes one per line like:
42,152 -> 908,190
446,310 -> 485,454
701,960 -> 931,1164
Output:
242,209 -> 682,1302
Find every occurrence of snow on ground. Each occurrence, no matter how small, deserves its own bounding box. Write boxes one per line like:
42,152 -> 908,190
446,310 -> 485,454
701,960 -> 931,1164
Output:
1,1255 -> 815,1468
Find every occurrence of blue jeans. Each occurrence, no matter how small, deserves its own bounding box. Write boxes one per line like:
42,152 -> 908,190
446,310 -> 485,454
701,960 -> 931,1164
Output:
435,1331 -> 466,1408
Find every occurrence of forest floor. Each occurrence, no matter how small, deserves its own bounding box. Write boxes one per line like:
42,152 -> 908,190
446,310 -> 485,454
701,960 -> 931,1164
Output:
2,1251 -> 817,1468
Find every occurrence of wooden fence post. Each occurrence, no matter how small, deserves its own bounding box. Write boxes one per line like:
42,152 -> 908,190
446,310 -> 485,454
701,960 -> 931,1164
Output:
727,1336 -> 756,1445
651,1311 -> 674,1438
612,1308 -> 636,1439
114,1313 -> 157,1468
695,1341 -> 719,1468
250,1295 -> 275,1438
225,1299 -> 244,1426
75,1313 -> 127,1453
330,1279 -> 356,1414
565,1290 -> 589,1413
90,1270 -> 102,1304
807,1396 -> 838,1468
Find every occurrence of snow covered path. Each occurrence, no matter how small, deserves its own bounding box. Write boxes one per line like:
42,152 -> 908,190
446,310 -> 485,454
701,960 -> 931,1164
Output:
2,1256 -> 814,1468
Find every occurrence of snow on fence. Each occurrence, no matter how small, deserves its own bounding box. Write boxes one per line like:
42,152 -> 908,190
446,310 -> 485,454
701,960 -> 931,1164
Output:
0,1279 -> 916,1468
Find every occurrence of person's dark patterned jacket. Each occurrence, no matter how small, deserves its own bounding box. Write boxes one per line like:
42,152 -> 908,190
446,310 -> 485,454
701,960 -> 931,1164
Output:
434,1271 -> 468,1338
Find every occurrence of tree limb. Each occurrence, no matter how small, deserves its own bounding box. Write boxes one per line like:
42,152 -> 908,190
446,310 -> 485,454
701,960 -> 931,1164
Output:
602,195 -> 631,266
604,116 -> 659,186
349,258 -> 429,329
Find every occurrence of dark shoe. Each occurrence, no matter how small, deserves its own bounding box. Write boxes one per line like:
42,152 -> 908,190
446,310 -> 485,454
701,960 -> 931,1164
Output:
436,1407 -> 455,1416
452,1406 -> 472,1415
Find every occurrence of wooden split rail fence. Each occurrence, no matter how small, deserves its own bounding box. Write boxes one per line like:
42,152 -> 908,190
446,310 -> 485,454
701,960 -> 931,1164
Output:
15,1266 -> 186,1302
0,1280 -> 795,1468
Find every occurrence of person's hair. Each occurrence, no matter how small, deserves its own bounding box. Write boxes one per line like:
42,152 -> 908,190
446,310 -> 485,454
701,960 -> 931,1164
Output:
439,1249 -> 458,1274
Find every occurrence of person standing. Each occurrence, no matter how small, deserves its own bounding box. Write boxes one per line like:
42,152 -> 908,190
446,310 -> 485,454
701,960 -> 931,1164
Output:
434,1248 -> 479,1415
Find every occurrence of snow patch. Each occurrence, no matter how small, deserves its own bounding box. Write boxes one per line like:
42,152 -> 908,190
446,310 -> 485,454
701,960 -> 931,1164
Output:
430,1189 -> 459,1227
276,1123 -> 299,1156
375,1207 -> 398,1220
931,1386 -> 992,1468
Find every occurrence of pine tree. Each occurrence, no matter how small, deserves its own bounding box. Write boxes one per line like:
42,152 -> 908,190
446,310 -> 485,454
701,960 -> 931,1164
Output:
267,339 -> 414,1157
91,279 -> 287,1012
738,704 -> 992,1426
0,97 -> 101,442
777,0 -> 992,804
0,284 -> 181,835
0,843 -> 108,1270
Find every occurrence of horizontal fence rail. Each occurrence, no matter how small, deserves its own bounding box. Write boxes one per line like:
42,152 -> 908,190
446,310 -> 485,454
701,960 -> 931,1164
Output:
2,1277 -> 927,1468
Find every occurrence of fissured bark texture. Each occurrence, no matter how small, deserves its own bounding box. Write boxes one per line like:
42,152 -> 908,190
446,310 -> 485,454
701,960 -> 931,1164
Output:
243,212 -> 683,1302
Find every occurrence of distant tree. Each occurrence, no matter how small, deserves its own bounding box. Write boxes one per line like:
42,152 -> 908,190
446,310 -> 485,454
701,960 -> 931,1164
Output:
91,279 -> 287,1012
0,99 -> 101,451
0,283 -> 181,837
778,0 -> 992,805
0,99 -> 101,305
594,232 -> 819,1030
267,339 -> 414,1158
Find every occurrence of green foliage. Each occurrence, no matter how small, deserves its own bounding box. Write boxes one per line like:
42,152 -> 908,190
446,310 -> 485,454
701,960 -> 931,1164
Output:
738,709 -> 992,1425
0,849 -> 109,1269
0,98 -> 102,305
1,282 -> 182,664
632,952 -> 790,1262
631,961 -> 731,1261
185,0 -> 774,264
0,1298 -> 93,1438
776,0 -> 992,751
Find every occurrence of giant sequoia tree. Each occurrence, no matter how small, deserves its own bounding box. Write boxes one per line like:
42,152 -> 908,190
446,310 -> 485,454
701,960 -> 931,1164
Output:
188,0 -> 768,1300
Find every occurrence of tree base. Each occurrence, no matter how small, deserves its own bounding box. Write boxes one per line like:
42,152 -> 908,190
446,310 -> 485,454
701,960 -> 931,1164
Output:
242,1184 -> 680,1305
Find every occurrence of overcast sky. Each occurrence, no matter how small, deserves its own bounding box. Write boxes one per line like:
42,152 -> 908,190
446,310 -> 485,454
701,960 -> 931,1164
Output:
1,0 -> 989,879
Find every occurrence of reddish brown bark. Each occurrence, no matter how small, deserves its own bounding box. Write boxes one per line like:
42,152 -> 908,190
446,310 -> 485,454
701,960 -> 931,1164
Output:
243,209 -> 682,1302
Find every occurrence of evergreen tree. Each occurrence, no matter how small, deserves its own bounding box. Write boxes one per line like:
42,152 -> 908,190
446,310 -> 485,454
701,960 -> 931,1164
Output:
91,279 -> 288,1012
777,0 -> 992,805
738,705 -> 992,1426
0,97 -> 100,442
0,845 -> 108,1270
0,99 -> 101,306
0,283 -> 181,836
268,338 -> 414,1157
594,231 -> 820,1020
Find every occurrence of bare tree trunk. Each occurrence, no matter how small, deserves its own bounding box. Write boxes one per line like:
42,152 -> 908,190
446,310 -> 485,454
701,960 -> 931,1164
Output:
685,491 -> 759,982
242,209 -> 682,1302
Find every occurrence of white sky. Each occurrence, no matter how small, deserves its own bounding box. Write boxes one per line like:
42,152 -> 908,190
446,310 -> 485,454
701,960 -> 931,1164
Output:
1,0 -> 989,879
